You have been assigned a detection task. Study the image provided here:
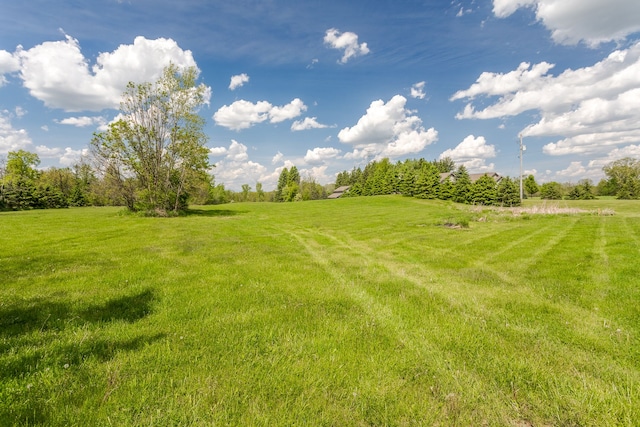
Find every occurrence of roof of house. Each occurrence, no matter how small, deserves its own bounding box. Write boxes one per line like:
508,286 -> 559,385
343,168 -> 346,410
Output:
440,172 -> 502,183
469,172 -> 502,183
328,185 -> 350,199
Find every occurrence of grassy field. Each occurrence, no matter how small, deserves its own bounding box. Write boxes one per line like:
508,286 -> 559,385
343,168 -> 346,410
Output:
1,196 -> 639,426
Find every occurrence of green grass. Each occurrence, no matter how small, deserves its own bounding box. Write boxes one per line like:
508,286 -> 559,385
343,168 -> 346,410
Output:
1,196 -> 639,426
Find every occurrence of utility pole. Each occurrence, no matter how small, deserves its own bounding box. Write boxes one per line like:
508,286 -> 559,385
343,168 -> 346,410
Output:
519,133 -> 524,203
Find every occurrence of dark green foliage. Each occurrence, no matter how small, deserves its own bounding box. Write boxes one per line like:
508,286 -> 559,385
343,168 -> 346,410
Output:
438,178 -> 455,200
335,171 -> 351,187
1,179 -> 37,210
565,179 -> 597,200
453,165 -> 472,204
207,183 -> 231,204
34,185 -> 69,209
596,178 -> 616,196
414,163 -> 440,199
540,182 -> 564,200
299,176 -> 327,200
397,161 -> 416,196
333,157 -> 524,206
470,174 -> 497,205
275,168 -> 289,202
288,166 -> 300,187
496,176 -> 520,206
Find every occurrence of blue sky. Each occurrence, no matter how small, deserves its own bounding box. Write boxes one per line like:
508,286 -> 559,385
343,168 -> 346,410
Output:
1,0 -> 640,190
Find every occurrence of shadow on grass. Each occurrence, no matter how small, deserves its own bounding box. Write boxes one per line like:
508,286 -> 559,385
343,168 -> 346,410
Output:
0,332 -> 166,425
183,208 -> 246,217
0,289 -> 157,338
0,289 -> 164,425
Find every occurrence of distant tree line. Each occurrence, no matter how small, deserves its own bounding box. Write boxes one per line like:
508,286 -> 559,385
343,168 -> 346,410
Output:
334,157 -> 522,206
273,165 -> 328,202
520,157 -> 640,200
0,149 -> 223,212
3,147 -> 639,211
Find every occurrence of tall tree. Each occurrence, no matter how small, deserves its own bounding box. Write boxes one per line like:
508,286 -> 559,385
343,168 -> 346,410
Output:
241,184 -> 251,202
471,174 -> 497,205
287,166 -> 300,186
255,182 -> 264,202
539,182 -> 563,200
603,157 -> 640,199
414,163 -> 440,199
91,64 -> 210,215
453,165 -> 472,204
523,174 -> 539,197
1,150 -> 41,210
496,176 -> 520,206
434,156 -> 456,173
4,150 -> 40,182
275,168 -> 289,202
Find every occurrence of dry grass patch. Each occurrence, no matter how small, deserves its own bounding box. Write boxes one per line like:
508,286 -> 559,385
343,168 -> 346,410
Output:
470,202 -> 615,218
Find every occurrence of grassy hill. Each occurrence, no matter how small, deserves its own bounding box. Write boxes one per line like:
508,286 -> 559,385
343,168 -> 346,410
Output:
1,196 -> 639,426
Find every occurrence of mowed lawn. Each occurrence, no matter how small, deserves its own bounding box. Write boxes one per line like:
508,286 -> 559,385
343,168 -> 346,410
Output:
1,196 -> 639,426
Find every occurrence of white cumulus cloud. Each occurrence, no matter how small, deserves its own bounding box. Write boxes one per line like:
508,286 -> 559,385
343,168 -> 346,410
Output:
410,81 -> 427,99
338,95 -> 438,160
555,161 -> 587,178
214,98 -> 307,130
440,135 -> 497,172
453,42 -> 640,156
271,151 -> 284,164
440,135 -> 497,160
229,73 -> 249,90
15,35 -> 201,112
57,116 -> 106,127
209,146 -> 228,156
0,112 -> 32,154
291,117 -> 330,131
324,28 -> 370,64
210,139 -> 269,190
492,0 -> 640,47
304,147 -> 341,165
0,50 -> 21,86
269,98 -> 307,123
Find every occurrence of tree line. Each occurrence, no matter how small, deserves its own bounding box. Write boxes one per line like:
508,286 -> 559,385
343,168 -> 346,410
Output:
2,66 -> 639,212
332,157 -> 521,206
3,150 -> 640,212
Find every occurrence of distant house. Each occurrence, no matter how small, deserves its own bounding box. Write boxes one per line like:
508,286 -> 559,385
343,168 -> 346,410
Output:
439,172 -> 455,183
439,172 -> 502,183
328,186 -> 350,199
469,172 -> 502,184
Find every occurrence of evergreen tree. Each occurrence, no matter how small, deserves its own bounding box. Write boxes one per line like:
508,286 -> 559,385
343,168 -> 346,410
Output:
539,182 -> 563,200
414,163 -> 440,199
275,168 -> 288,202
397,161 -> 416,196
496,176 -> 520,206
335,171 -> 350,187
565,179 -> 597,200
453,165 -> 472,204
471,174 -> 497,205
288,166 -> 300,186
438,178 -> 455,200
